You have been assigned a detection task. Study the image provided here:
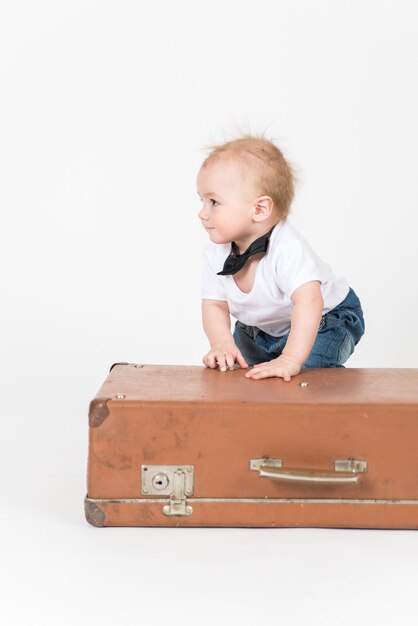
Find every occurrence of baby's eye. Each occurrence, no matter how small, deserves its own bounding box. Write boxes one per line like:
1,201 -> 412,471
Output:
210,198 -> 219,206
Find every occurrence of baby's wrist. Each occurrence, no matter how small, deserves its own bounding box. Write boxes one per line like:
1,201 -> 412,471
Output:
280,352 -> 302,367
210,333 -> 233,348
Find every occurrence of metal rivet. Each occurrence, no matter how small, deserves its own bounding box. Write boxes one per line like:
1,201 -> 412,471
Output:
115,393 -> 126,399
299,382 -> 309,388
134,364 -> 144,368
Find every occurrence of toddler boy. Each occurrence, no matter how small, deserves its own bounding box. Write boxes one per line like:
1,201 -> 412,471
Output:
197,134 -> 365,382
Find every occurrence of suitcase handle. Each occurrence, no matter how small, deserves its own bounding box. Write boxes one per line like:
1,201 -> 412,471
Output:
259,465 -> 360,484
250,457 -> 368,484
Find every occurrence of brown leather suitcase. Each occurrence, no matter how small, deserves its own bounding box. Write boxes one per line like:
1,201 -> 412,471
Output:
85,363 -> 418,529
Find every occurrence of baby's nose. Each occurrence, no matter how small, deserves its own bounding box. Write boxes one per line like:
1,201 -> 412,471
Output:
198,207 -> 208,220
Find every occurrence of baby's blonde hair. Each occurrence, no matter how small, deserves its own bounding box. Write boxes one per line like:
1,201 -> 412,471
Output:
200,132 -> 299,219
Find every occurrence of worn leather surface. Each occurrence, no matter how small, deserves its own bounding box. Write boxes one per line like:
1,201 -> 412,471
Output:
86,365 -> 418,528
95,364 -> 418,405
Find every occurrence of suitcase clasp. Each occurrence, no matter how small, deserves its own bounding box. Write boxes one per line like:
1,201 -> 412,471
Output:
141,465 -> 194,516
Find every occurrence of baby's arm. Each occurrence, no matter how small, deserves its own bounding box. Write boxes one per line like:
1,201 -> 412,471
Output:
202,300 -> 248,371
281,280 -> 324,364
246,281 -> 323,381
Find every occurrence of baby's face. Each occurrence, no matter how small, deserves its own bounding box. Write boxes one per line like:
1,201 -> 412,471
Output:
196,159 -> 259,245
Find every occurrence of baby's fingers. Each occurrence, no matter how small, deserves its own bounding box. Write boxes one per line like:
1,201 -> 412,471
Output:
215,353 -> 228,371
236,351 -> 249,369
247,366 -> 292,382
244,362 -> 270,377
246,367 -> 273,380
225,353 -> 236,370
203,352 -> 218,369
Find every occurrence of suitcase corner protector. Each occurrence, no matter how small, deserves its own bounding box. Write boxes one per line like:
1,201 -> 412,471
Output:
109,361 -> 130,372
84,497 -> 106,527
88,397 -> 112,428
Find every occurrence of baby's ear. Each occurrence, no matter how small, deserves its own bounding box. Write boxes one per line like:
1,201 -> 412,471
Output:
254,195 -> 274,220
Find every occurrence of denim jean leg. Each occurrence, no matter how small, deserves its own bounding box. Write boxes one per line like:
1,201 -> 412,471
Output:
303,288 -> 365,368
303,324 -> 347,368
233,321 -> 272,366
328,288 -> 365,345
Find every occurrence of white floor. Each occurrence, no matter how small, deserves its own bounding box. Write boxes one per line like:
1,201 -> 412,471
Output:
2,409 -> 418,626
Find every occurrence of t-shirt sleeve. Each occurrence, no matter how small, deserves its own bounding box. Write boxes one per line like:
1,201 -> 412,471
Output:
201,246 -> 227,301
274,239 -> 323,300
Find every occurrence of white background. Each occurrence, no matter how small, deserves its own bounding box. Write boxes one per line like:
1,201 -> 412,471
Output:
1,0 -> 418,624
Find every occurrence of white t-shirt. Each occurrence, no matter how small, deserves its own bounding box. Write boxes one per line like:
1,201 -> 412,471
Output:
201,218 -> 350,337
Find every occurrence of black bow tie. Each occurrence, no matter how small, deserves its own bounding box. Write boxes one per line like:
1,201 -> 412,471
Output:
217,225 -> 276,276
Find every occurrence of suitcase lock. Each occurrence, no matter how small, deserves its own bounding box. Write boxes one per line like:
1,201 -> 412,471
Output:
141,465 -> 194,516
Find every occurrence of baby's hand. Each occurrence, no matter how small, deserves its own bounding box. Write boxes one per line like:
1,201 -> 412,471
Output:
203,340 -> 249,371
245,354 -> 301,382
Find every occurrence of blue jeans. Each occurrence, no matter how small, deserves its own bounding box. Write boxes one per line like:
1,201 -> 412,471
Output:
233,287 -> 365,368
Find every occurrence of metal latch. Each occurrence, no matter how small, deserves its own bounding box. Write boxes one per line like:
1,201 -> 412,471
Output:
141,465 -> 194,516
